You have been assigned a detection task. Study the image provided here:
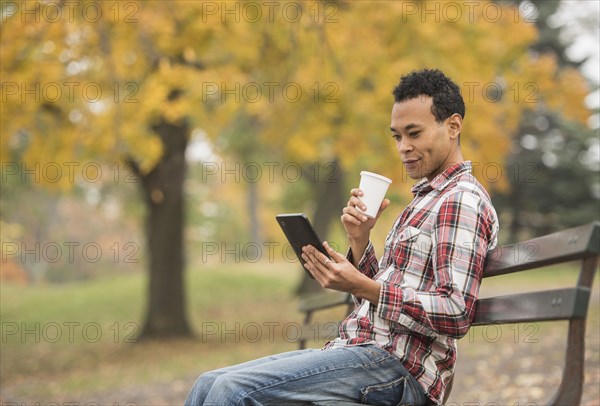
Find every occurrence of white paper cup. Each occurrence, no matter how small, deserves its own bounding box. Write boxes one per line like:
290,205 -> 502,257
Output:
357,171 -> 392,218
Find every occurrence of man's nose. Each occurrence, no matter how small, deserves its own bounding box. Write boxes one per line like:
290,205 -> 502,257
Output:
398,139 -> 413,154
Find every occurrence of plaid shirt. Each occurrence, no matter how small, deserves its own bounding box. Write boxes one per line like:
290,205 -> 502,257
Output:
325,161 -> 499,405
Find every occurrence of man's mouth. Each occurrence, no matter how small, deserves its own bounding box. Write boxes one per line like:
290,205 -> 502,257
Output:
402,158 -> 420,173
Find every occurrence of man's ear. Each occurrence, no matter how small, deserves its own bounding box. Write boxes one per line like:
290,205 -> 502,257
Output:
447,113 -> 462,140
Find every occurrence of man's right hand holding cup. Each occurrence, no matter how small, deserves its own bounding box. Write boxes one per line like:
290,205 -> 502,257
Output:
342,172 -> 392,266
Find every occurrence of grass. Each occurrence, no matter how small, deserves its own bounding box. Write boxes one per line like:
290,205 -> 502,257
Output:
1,261 -> 598,403
1,262 -> 305,401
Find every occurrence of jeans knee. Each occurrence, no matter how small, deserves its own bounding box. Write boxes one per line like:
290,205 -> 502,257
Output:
184,371 -> 221,406
199,370 -> 221,386
204,373 -> 253,405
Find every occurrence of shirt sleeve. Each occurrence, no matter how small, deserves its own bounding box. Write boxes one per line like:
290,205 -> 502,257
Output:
376,191 -> 497,339
347,241 -> 380,306
347,241 -> 379,279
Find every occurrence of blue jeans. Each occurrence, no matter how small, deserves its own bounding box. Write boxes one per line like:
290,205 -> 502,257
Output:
184,344 -> 428,405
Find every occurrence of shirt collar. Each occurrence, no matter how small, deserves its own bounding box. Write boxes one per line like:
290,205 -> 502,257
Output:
411,161 -> 472,196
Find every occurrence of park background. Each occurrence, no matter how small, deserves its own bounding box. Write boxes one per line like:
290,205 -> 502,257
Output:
1,0 -> 599,404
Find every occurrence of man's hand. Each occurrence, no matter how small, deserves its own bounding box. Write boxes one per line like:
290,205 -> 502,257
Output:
301,242 -> 381,304
341,188 -> 390,264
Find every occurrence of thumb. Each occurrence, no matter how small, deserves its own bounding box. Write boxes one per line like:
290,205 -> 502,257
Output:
323,241 -> 345,262
376,199 -> 391,218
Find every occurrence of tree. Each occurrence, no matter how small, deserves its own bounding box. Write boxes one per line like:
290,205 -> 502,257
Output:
495,0 -> 599,241
1,1 -> 232,338
1,0 -> 592,335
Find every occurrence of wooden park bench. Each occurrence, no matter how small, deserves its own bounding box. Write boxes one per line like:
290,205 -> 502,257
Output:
298,222 -> 599,405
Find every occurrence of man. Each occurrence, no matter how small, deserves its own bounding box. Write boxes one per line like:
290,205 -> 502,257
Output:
185,69 -> 499,406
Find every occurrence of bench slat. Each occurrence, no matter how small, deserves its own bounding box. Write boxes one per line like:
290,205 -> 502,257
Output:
484,222 -> 599,277
473,287 -> 591,325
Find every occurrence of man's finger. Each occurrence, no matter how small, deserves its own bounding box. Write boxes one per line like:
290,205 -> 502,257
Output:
323,241 -> 336,258
350,188 -> 364,197
376,199 -> 391,217
303,246 -> 326,267
347,196 -> 366,209
324,241 -> 346,263
342,205 -> 369,224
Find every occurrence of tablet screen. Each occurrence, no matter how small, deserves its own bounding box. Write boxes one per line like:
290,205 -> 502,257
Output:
276,213 -> 330,278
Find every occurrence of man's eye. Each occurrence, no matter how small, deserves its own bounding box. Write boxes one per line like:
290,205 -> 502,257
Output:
409,132 -> 420,137
392,134 -> 400,140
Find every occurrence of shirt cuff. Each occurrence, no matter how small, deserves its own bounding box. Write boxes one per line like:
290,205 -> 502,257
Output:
377,282 -> 403,323
377,284 -> 434,337
346,241 -> 370,266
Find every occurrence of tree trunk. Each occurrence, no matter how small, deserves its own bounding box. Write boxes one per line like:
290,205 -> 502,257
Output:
135,117 -> 192,338
296,158 -> 346,296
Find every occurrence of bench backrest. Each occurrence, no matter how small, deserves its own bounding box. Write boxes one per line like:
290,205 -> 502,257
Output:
298,222 -> 599,405
475,221 -> 598,325
476,222 -> 598,405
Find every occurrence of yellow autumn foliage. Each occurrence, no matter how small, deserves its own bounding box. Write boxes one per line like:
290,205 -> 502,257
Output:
0,0 -> 591,196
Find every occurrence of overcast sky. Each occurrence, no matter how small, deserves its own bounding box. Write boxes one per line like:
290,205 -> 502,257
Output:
552,0 -> 599,109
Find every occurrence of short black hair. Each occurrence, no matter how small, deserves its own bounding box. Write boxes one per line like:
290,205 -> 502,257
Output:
392,69 -> 465,123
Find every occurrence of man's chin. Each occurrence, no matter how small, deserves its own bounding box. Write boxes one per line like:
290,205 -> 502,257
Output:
402,165 -> 422,179
403,160 -> 424,180
405,171 -> 423,180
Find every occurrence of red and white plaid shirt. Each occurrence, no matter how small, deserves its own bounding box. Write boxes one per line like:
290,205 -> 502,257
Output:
325,161 -> 499,405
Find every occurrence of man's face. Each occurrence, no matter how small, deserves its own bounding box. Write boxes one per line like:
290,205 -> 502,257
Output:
390,96 -> 460,181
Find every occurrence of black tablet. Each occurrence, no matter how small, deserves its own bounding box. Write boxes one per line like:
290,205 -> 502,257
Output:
276,213 -> 330,278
